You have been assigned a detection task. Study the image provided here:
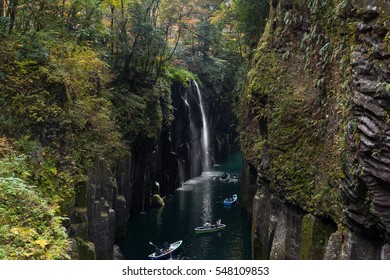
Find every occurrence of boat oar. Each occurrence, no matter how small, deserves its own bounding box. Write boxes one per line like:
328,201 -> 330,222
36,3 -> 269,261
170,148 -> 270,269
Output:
149,241 -> 158,248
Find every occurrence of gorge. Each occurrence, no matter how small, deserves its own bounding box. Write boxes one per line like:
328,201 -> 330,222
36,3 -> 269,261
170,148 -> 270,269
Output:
0,0 -> 389,261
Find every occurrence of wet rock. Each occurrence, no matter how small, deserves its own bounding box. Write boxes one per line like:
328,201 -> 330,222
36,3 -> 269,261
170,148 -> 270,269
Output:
346,3 -> 390,243
270,224 -> 286,259
323,231 -> 343,260
240,163 -> 258,218
357,124 -> 377,138
380,243 -> 390,260
252,188 -> 334,260
113,245 -> 124,260
269,196 -> 287,260
87,162 -> 116,259
362,158 -> 390,182
324,228 -> 380,260
252,189 -> 272,259
356,76 -> 379,93
151,194 -> 165,208
340,181 -> 360,204
373,43 -> 390,59
284,207 -> 304,260
115,195 -> 127,238
360,135 -> 376,150
340,231 -> 378,260
352,91 -> 386,117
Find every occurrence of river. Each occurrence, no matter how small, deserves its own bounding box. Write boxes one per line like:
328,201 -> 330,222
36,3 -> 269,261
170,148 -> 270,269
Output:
118,153 -> 251,260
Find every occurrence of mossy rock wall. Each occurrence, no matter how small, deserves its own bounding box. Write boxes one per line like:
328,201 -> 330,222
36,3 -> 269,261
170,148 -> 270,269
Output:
240,0 -> 390,259
252,188 -> 336,260
299,214 -> 335,259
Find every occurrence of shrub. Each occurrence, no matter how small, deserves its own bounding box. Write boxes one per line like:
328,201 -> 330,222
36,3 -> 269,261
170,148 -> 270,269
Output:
0,175 -> 70,260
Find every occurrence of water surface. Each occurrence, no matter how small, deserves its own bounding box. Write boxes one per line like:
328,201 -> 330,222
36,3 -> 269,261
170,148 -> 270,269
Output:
118,153 -> 251,260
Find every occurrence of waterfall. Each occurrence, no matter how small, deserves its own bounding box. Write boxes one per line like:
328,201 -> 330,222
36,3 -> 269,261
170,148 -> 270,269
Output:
179,79 -> 211,179
193,81 -> 210,172
184,86 -> 200,178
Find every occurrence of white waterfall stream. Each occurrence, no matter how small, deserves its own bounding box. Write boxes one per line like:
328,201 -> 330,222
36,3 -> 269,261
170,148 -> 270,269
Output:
193,81 -> 210,172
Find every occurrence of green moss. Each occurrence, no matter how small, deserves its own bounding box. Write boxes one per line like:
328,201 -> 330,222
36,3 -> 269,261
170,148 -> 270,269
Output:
76,238 -> 95,260
165,65 -> 197,85
239,50 -> 289,167
300,214 -> 336,259
300,215 -> 315,259
238,0 -> 355,221
151,194 -> 165,208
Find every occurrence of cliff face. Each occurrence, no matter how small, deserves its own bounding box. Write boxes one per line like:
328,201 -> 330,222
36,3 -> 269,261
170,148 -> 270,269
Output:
72,80 -> 214,259
239,0 -> 390,259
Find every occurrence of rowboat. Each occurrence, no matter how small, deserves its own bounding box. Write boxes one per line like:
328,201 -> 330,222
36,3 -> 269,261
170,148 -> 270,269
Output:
195,223 -> 226,233
219,173 -> 230,182
223,194 -> 237,206
148,240 -> 182,259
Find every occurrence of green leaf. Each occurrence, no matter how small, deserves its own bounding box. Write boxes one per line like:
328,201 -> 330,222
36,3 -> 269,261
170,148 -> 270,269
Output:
34,239 -> 49,248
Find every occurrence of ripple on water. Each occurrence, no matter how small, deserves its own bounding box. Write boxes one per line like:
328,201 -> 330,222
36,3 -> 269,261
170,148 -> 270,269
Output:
118,152 -> 251,260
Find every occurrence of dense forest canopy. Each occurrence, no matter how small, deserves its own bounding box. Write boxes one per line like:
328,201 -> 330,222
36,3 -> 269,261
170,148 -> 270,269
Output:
0,0 -> 267,75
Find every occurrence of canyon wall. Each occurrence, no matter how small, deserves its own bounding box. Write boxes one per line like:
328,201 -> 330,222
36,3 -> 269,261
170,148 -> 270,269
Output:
239,0 -> 390,259
70,80 -> 227,259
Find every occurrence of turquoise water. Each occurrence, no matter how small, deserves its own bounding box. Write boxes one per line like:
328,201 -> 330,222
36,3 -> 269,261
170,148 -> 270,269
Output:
118,153 -> 251,260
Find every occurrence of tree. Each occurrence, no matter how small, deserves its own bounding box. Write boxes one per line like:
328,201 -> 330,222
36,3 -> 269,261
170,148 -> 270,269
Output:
7,0 -> 17,33
210,0 -> 269,52
1,0 -> 8,17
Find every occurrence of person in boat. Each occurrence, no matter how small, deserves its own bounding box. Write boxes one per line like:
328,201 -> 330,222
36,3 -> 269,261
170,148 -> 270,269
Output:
163,241 -> 169,252
155,247 -> 163,256
203,221 -> 211,228
216,219 -> 221,226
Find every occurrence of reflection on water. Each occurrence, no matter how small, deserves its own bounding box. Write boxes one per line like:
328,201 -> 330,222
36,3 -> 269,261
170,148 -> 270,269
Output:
118,153 -> 251,260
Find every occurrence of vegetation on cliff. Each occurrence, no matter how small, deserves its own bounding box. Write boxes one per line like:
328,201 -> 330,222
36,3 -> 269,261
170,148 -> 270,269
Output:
239,0 -> 389,246
0,142 -> 70,259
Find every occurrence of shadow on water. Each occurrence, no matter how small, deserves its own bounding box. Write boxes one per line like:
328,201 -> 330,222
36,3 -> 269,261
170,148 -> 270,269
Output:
118,152 -> 251,260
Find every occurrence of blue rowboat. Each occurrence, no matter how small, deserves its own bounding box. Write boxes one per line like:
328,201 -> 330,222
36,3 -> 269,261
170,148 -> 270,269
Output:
223,194 -> 237,206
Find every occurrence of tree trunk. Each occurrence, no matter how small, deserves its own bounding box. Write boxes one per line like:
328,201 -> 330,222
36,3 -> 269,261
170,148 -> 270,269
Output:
8,0 -> 18,34
1,0 -> 4,18
1,0 -> 9,18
